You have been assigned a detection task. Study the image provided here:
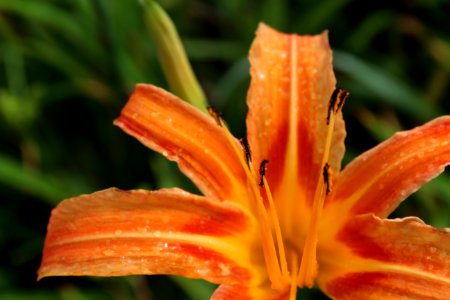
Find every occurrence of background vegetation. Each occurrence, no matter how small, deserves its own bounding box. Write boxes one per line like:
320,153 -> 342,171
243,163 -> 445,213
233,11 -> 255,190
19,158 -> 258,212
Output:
1,0 -> 449,299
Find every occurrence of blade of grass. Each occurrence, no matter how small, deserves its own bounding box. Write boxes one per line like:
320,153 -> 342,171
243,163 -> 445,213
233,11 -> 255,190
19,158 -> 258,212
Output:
0,153 -> 68,205
355,107 -> 399,141
344,10 -> 395,53
27,38 -> 90,77
98,0 -> 152,90
334,50 -> 438,120
261,0 -> 288,30
0,0 -> 105,66
183,39 -> 244,61
215,57 -> 249,107
294,0 -> 350,33
0,0 -> 84,45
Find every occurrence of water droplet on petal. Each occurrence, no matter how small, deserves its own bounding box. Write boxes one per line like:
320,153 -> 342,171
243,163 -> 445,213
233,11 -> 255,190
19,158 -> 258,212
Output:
150,111 -> 160,118
197,268 -> 210,276
138,227 -> 148,233
102,249 -> 115,256
218,263 -> 231,276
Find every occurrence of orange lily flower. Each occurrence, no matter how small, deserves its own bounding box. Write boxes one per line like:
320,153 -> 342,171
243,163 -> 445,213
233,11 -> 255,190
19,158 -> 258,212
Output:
39,24 -> 450,299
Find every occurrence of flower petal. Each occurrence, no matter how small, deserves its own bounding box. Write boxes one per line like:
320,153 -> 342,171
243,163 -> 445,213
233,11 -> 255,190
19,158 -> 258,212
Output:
114,84 -> 247,204
318,214 -> 450,299
328,116 -> 450,219
38,188 -> 263,286
246,23 -> 344,212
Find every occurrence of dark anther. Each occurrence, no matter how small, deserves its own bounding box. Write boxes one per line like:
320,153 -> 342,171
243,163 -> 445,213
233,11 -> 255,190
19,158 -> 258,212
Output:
239,137 -> 252,165
336,89 -> 349,112
327,88 -> 349,125
259,159 -> 269,187
323,163 -> 333,195
207,106 -> 223,126
326,89 -> 340,125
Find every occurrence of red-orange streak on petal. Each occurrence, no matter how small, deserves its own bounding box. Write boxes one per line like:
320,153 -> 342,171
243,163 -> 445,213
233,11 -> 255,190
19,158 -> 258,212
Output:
46,189 -> 249,241
246,24 -> 344,209
114,84 -> 246,203
330,116 -> 450,218
176,244 -> 250,279
326,272 -> 450,300
38,188 -> 256,285
338,215 -> 450,274
320,214 -> 450,299
40,238 -> 251,285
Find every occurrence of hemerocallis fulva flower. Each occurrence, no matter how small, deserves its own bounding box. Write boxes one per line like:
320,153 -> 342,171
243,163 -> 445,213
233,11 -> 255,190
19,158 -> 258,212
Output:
39,24 -> 450,299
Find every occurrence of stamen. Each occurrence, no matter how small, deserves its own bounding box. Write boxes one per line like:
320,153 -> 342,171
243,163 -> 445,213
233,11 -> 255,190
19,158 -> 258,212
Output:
240,137 -> 252,166
323,163 -> 333,195
297,179 -> 323,287
260,160 -> 289,280
298,88 -> 348,287
326,88 -> 349,125
259,159 -> 269,187
218,122 -> 286,289
336,90 -> 348,112
289,252 -> 299,300
207,106 -> 223,126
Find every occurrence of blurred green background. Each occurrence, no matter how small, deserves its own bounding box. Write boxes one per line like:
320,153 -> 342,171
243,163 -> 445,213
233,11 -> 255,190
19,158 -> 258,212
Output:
1,0 -> 449,299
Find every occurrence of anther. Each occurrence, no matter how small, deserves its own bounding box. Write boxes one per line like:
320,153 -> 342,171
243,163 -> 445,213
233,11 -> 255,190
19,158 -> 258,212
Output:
336,90 -> 349,112
322,163 -> 333,195
326,88 -> 349,125
239,137 -> 252,166
207,106 -> 223,126
259,159 -> 269,187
